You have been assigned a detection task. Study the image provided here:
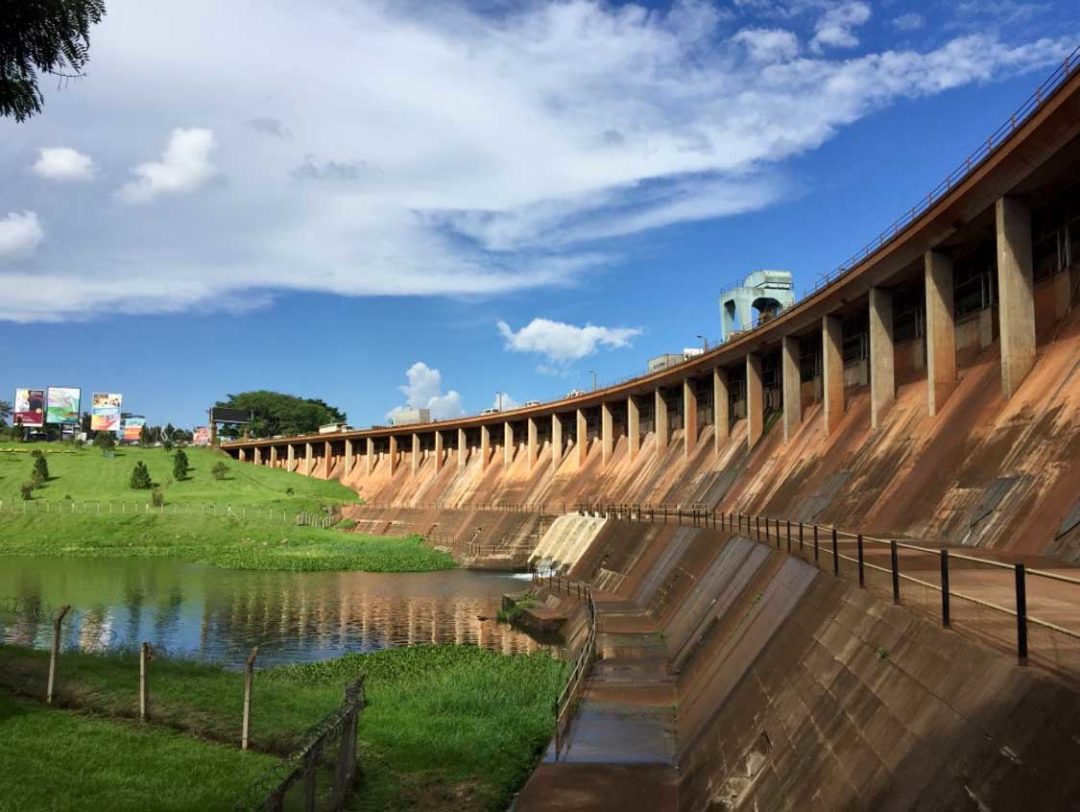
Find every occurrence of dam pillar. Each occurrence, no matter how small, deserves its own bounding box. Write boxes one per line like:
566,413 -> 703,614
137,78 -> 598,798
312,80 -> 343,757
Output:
601,402 -> 614,464
389,436 -> 398,475
996,196 -> 1036,399
324,441 -> 332,476
411,434 -> 420,476
343,439 -> 352,474
655,389 -> 669,454
304,442 -> 314,475
527,417 -> 538,470
747,353 -> 763,449
713,367 -> 729,453
366,438 -> 374,476
253,447 -> 262,465
869,287 -> 895,429
269,446 -> 278,468
239,448 -> 247,463
504,422 -> 514,467
823,315 -> 844,434
627,396 -> 640,460
457,428 -> 467,469
287,444 -> 295,472
552,414 -> 563,469
576,409 -> 588,468
481,425 -> 491,469
435,431 -> 444,473
683,380 -> 697,458
782,335 -> 801,444
925,250 -> 957,416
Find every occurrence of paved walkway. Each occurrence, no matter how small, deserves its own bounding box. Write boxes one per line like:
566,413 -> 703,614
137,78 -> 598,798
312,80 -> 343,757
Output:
515,594 -> 679,811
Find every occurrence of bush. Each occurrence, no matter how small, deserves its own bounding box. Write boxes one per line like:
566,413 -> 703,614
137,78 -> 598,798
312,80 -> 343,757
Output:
150,488 -> 165,507
173,449 -> 190,481
95,432 -> 116,451
33,454 -> 49,483
130,462 -> 152,490
163,439 -> 174,452
30,449 -> 42,459
211,461 -> 229,481
19,482 -> 34,501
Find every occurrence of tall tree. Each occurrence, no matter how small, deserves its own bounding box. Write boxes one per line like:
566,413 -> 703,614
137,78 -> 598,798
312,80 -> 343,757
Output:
0,400 -> 11,426
1,0 -> 106,122
215,391 -> 347,439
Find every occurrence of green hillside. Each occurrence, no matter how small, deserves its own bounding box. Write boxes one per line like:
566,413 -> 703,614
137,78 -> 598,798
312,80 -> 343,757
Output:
0,443 -> 352,510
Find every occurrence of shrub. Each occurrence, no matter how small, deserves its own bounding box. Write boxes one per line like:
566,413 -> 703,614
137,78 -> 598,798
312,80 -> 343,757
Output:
95,432 -> 116,451
20,482 -> 34,501
30,449 -> 42,459
130,462 -> 152,490
173,449 -> 190,481
163,439 -> 174,452
33,454 -> 49,482
211,461 -> 229,481
150,488 -> 165,507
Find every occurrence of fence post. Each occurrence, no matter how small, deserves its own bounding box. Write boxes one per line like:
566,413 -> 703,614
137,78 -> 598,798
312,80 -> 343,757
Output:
940,550 -> 951,627
1015,564 -> 1028,665
813,525 -> 819,564
832,528 -> 839,576
304,749 -> 318,811
786,520 -> 791,553
140,642 -> 151,721
857,535 -> 865,587
242,646 -> 259,750
756,516 -> 761,541
47,605 -> 71,704
890,540 -> 900,603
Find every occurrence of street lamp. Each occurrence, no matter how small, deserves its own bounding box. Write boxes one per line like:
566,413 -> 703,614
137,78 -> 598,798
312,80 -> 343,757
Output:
589,370 -> 597,390
496,391 -> 503,411
697,334 -> 708,351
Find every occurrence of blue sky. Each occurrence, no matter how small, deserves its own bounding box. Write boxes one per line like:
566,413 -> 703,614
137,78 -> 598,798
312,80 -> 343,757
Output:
1,0 -> 1077,428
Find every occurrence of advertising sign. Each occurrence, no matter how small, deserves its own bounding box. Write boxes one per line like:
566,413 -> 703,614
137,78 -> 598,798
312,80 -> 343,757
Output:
122,416 -> 146,443
46,387 -> 81,425
192,426 -> 211,446
90,393 -> 123,432
13,388 -> 45,428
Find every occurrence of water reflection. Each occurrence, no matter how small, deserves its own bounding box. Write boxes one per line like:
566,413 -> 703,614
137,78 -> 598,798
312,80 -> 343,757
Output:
0,558 -> 549,668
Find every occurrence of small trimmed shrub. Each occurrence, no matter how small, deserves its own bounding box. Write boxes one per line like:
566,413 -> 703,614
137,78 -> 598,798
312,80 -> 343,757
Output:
20,482 -> 34,501
173,449 -> 190,481
211,461 -> 229,481
130,462 -> 152,490
33,454 -> 49,482
150,488 -> 165,508
95,432 -> 116,451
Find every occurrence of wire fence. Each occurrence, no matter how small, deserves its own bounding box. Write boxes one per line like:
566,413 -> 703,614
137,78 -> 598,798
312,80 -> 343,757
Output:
0,498 -> 343,527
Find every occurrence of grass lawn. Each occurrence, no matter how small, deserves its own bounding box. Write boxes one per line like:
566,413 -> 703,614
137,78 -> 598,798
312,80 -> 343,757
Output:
0,644 -> 565,811
0,443 -> 354,510
0,443 -> 453,572
0,691 -> 278,812
0,512 -> 453,571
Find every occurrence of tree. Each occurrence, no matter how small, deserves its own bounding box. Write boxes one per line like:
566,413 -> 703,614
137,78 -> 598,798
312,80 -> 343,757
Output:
33,454 -> 49,483
0,400 -> 11,426
173,448 -> 189,481
214,391 -> 347,439
211,461 -> 229,481
1,0 -> 106,122
94,431 -> 116,450
129,461 -> 151,490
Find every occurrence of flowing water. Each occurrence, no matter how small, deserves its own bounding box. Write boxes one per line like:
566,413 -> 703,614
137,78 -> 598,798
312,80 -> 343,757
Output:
0,557 -> 549,668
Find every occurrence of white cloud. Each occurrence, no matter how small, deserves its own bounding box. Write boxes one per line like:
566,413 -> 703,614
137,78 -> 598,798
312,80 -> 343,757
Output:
117,128 -> 216,204
386,362 -> 465,422
498,318 -> 642,364
811,1 -> 871,51
892,12 -> 925,32
731,27 -> 800,62
0,212 -> 44,257
0,0 -> 1073,321
32,147 -> 95,181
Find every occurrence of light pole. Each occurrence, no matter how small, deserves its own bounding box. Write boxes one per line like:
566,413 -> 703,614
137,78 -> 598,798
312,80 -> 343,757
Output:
697,334 -> 708,351
496,391 -> 503,411
589,370 -> 597,390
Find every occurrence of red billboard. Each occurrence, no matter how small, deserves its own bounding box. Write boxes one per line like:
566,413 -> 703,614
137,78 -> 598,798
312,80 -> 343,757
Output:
14,389 -> 45,428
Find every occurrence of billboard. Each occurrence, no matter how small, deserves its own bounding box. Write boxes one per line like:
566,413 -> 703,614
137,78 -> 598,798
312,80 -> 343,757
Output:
192,426 -> 211,446
13,388 -> 45,428
210,407 -> 253,424
46,387 -> 81,425
122,416 -> 146,443
90,393 -> 123,432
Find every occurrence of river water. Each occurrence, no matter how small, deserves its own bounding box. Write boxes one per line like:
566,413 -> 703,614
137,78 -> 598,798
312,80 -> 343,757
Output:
0,557 -> 544,668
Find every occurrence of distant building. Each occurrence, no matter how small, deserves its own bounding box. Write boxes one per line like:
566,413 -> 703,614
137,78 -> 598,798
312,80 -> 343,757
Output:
388,408 -> 431,426
719,270 -> 795,342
